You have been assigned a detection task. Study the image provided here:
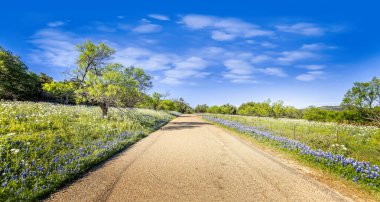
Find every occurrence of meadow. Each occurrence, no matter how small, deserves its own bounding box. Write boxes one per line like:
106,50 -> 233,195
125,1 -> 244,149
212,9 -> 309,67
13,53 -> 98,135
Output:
0,101 -> 173,200
202,114 -> 380,190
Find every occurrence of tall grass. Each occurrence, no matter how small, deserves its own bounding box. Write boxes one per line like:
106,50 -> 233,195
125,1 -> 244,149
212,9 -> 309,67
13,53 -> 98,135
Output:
0,101 -> 173,200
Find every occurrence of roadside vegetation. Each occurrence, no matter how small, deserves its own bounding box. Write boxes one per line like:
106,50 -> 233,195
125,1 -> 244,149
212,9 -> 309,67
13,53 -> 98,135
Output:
203,114 -> 380,192
0,101 -> 173,200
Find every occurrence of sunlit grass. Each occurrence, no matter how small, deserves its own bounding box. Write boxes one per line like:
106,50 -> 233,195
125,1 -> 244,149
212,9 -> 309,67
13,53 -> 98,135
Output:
0,101 -> 173,200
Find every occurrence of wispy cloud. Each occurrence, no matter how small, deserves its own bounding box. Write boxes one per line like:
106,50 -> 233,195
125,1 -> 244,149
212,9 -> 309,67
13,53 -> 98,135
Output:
276,23 -> 325,36
301,43 -> 336,51
259,67 -> 287,77
296,71 -> 325,81
181,14 -> 273,41
162,57 -> 209,85
47,21 -> 65,27
278,50 -> 319,63
114,47 -> 175,71
29,29 -> 78,68
148,14 -> 170,21
299,64 -> 325,70
132,22 -> 162,33
223,59 -> 256,83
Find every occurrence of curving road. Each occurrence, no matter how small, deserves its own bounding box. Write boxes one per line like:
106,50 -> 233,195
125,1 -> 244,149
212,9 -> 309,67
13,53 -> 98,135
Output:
46,115 -> 352,202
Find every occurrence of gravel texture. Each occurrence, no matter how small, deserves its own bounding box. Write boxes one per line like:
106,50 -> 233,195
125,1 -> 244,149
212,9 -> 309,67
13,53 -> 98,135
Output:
45,115 -> 353,202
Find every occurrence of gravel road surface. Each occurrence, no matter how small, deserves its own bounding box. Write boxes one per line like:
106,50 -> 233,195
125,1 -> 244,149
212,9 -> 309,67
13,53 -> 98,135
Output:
46,115 -> 353,202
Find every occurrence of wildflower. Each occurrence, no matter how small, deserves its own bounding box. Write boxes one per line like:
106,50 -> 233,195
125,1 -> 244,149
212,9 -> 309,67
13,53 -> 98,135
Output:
10,148 -> 20,154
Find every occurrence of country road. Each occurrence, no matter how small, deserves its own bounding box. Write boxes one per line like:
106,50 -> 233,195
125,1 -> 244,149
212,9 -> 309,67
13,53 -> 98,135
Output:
46,115 -> 353,202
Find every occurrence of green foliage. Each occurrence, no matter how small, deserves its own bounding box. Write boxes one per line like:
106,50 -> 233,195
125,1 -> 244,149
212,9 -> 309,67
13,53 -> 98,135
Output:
173,98 -> 193,113
237,100 -> 273,117
73,41 -> 152,116
205,104 -> 237,114
195,104 -> 209,113
0,101 -> 173,200
342,77 -> 380,123
75,40 -> 115,83
43,81 -> 76,104
157,99 -> 177,111
0,47 -> 41,100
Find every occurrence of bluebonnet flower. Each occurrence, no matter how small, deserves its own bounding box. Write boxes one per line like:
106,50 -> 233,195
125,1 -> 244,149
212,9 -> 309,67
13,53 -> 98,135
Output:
203,116 -> 380,184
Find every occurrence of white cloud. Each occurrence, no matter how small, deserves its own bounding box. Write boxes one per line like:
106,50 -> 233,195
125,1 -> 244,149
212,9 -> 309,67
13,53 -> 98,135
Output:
260,41 -> 277,48
224,59 -> 253,74
47,21 -> 65,27
300,65 -> 325,70
276,23 -> 324,36
278,50 -> 319,63
301,43 -> 336,51
223,59 -> 256,83
114,47 -> 175,71
296,71 -> 325,81
181,14 -> 273,41
132,23 -> 162,33
259,67 -> 287,77
211,31 -> 236,41
148,14 -> 170,21
29,29 -> 78,68
162,57 -> 210,85
251,55 -> 273,64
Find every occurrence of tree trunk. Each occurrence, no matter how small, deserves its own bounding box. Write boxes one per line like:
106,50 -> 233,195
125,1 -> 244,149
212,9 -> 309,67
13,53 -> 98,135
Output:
64,94 -> 69,105
99,103 -> 108,117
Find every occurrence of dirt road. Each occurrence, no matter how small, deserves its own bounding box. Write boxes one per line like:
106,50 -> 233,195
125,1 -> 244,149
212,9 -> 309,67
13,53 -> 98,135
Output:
46,115 -> 352,202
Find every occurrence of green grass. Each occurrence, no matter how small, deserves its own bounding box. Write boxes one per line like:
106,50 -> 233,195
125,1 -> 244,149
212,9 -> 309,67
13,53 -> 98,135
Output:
208,114 -> 380,165
0,101 -> 173,201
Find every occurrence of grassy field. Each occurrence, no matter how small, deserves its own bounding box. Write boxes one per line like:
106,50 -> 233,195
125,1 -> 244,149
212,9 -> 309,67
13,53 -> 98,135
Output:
202,114 -> 380,191
0,101 -> 173,200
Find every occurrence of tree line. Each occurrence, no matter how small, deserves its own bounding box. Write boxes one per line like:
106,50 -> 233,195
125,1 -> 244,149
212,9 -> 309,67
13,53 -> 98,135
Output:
0,42 -> 192,116
195,77 -> 380,125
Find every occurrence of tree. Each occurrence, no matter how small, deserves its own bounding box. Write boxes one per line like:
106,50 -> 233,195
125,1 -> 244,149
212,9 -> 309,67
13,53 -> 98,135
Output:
0,46 -> 41,100
220,104 -> 237,114
74,40 -> 115,83
342,77 -> 380,123
149,92 -> 164,110
43,81 -> 76,104
157,99 -> 177,111
195,104 -> 209,113
77,63 -> 152,116
272,100 -> 285,118
74,41 -> 152,116
120,66 -> 152,107
174,98 -> 193,113
207,105 -> 222,114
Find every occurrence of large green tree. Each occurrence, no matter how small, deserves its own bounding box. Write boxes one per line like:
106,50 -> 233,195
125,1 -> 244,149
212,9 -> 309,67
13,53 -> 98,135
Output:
342,77 -> 380,123
73,41 -> 152,116
75,40 -> 115,83
0,46 -> 41,100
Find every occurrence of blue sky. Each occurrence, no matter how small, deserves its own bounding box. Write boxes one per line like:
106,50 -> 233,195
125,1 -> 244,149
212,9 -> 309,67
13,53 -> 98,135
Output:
1,0 -> 380,108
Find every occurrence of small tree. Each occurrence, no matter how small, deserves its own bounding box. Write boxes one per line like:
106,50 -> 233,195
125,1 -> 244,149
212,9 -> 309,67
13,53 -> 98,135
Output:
76,63 -> 152,116
73,41 -> 152,116
43,81 -> 76,104
195,104 -> 209,113
342,77 -> 380,123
